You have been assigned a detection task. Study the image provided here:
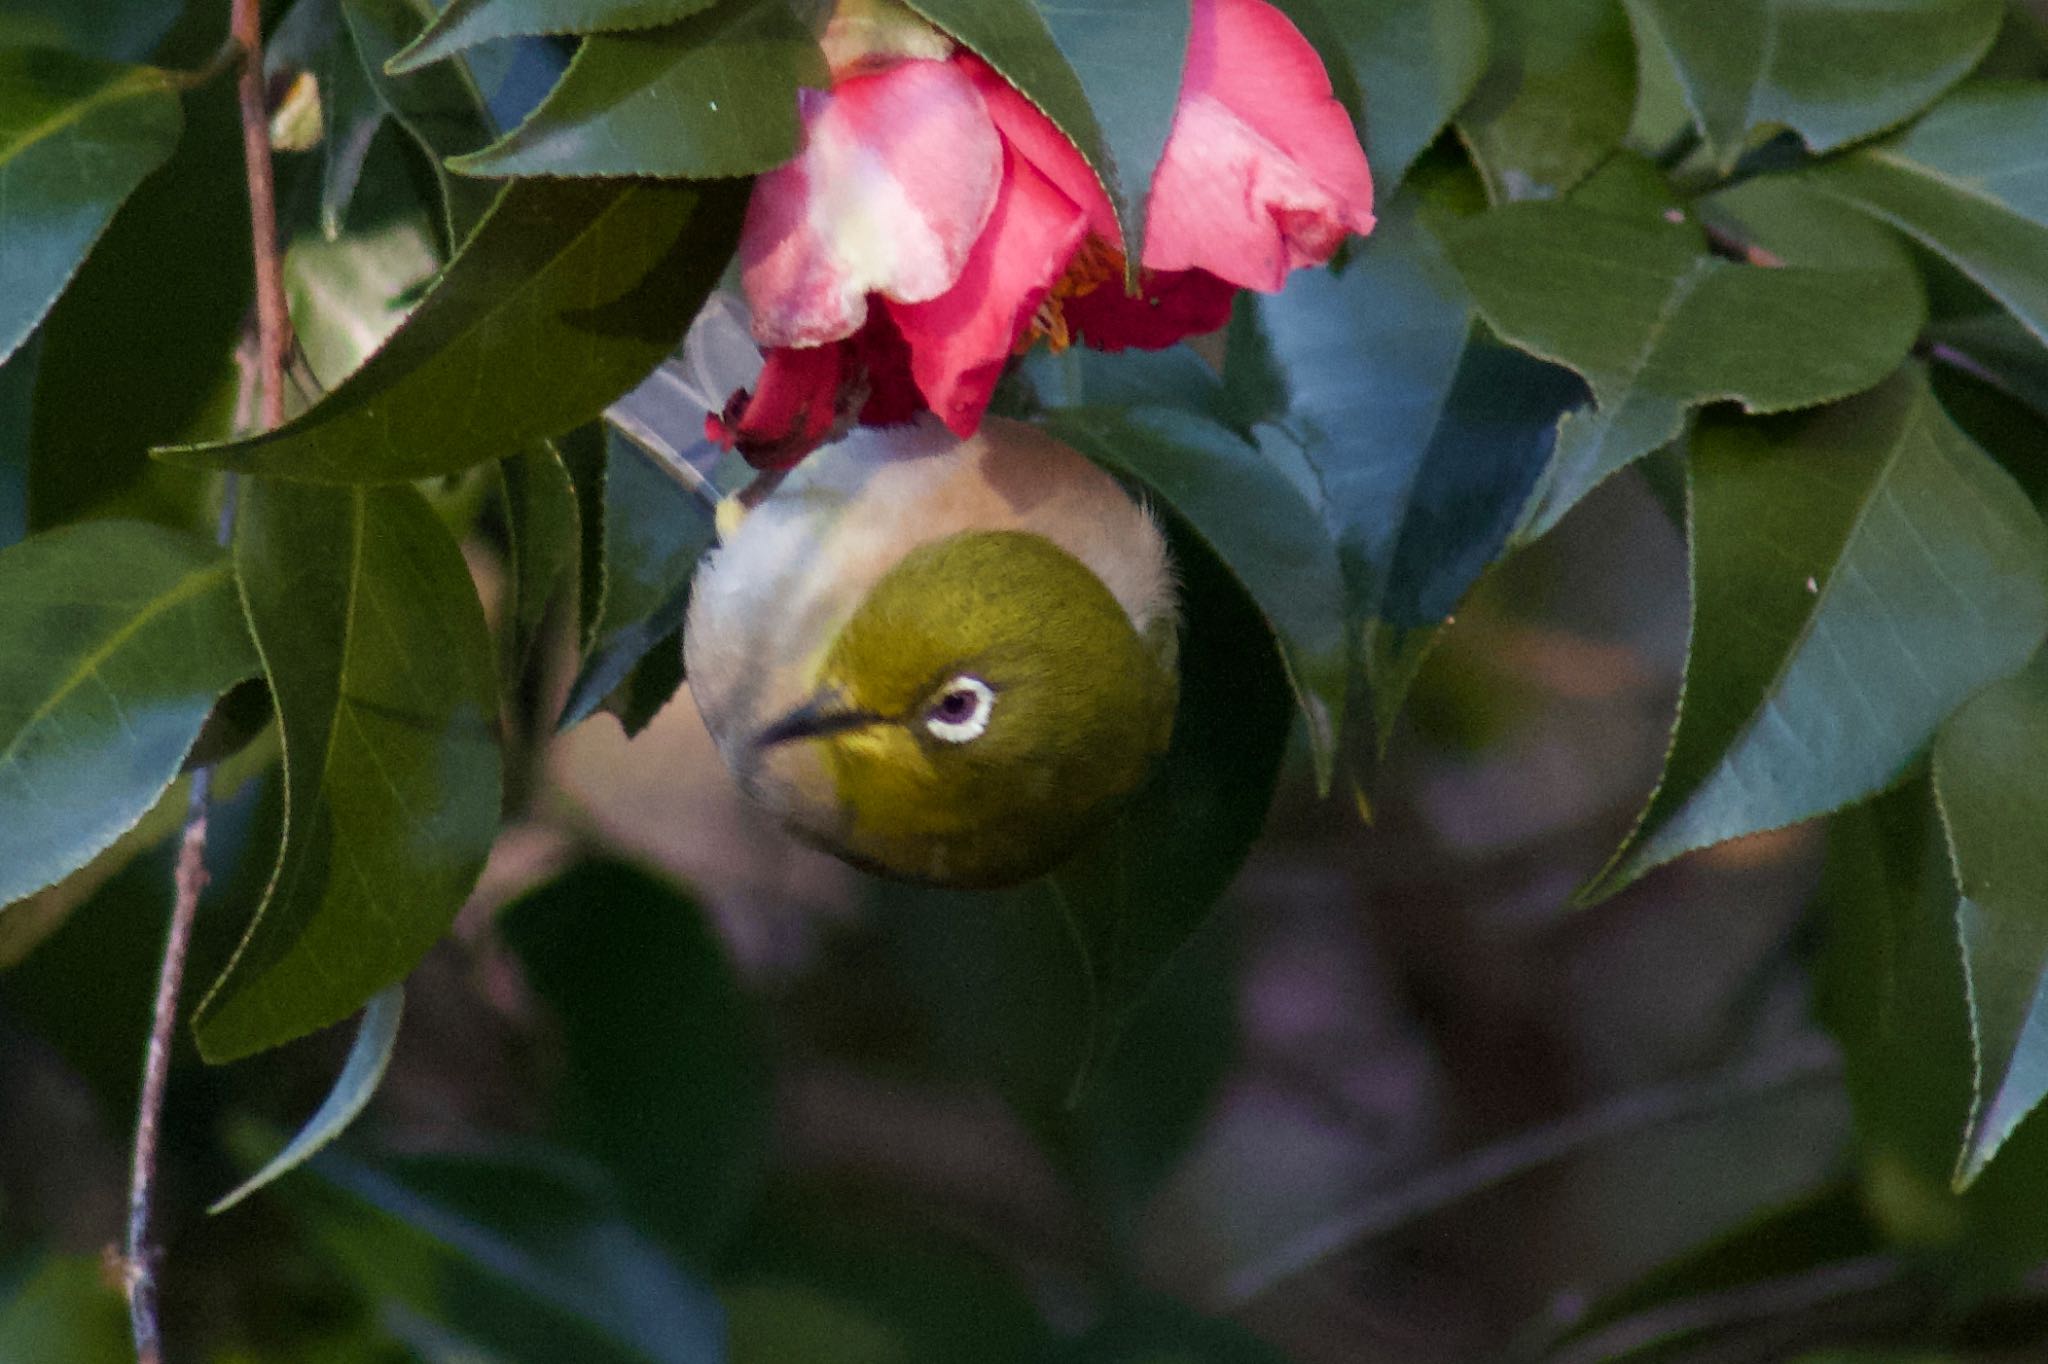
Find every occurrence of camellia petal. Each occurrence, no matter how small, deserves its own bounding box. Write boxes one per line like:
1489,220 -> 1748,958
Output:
707,342 -> 849,471
1143,0 -> 1374,291
741,59 -> 1003,348
965,55 -> 1117,242
1065,267 -> 1237,352
890,145 -> 1091,435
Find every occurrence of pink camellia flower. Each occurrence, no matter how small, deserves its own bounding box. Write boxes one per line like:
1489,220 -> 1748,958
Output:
708,0 -> 1374,470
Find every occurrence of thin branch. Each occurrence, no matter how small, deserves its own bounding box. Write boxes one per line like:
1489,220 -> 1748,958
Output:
124,0 -> 287,1356
1216,1035 -> 1843,1309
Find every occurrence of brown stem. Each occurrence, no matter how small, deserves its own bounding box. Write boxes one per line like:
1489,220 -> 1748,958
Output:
124,2 -> 288,1356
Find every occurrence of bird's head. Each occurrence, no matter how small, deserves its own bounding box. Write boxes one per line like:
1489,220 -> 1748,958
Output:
751,527 -> 1176,888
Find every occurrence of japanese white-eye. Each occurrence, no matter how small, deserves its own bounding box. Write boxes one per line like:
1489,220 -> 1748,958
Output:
684,416 -> 1179,889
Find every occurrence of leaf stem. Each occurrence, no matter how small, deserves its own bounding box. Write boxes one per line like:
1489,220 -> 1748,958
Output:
124,0 -> 286,1355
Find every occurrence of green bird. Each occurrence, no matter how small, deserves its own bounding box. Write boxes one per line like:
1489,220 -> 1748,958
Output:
685,417 -> 1179,889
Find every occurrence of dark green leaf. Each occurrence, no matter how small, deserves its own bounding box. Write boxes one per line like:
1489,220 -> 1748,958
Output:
0,1256 -> 128,1363
27,81 -> 249,530
1804,84 -> 2048,350
389,0 -> 719,73
0,337 -> 34,550
1624,0 -> 2001,171
501,860 -> 769,1259
1927,310 -> 2048,419
1035,0 -> 1188,261
158,177 -> 748,484
602,626 -> 685,736
499,442 -> 580,680
0,47 -> 181,368
1591,369 -> 2048,899
316,0 -> 389,239
560,426 -> 713,730
1934,651 -> 2048,1186
450,0 -> 825,179
1456,0 -> 1635,201
195,482 -> 501,1061
1052,1297 -> 1293,1364
0,521 -> 257,908
211,984 -> 406,1212
902,0 -> 1125,254
342,0 -> 503,248
1046,405 -> 1348,790
1284,0 -> 1491,195
289,1147 -> 725,1364
1447,197 -> 1924,539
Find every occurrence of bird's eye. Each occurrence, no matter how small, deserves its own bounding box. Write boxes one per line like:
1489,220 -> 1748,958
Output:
924,676 -> 995,744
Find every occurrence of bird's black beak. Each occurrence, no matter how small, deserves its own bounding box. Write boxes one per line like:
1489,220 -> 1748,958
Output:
754,690 -> 880,749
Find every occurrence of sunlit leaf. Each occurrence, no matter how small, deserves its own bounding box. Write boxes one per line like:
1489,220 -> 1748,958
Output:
0,522 -> 257,908
450,0 -> 826,179
195,482 -> 500,1061
0,47 -> 181,368
1591,369 -> 2048,899
158,177 -> 747,484
1624,0 -> 2001,171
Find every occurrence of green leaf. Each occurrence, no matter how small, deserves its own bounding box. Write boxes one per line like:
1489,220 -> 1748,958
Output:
158,177 -> 748,484
195,482 -> 501,1062
1045,405 -> 1348,791
1591,369 -> 2048,900
1447,197 -> 1925,540
500,442 -> 581,681
342,0 -> 503,249
288,1147 -> 725,1364
450,0 -> 826,179
501,860 -> 769,1259
315,0 -> 388,240
1034,0 -> 1188,261
902,0 -> 1125,254
1282,0 -> 1490,195
26,81 -> 251,530
1,337 -> 36,550
0,522 -> 257,908
210,984 -> 406,1213
0,0 -> 179,63
389,0 -> 719,73
1804,83 -> 2048,350
559,426 -> 713,730
1241,198 -> 1583,732
1624,0 -> 2002,172
1052,1297 -> 1293,1364
1933,651 -> 2048,1187
0,1256 -> 128,1363
0,47 -> 182,368
1456,0 -> 1635,201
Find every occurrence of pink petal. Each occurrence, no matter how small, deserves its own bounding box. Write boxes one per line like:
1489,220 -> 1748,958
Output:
707,342 -> 849,471
1144,0 -> 1374,291
962,55 -> 1118,243
889,145 -> 1090,435
741,60 -> 1003,348
1065,267 -> 1236,351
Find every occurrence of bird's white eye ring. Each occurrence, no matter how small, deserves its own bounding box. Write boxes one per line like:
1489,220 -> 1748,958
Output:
924,676 -> 995,744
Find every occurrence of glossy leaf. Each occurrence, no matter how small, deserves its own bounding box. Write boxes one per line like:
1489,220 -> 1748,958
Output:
211,984 -> 406,1213
158,177 -> 748,484
559,426 -> 712,729
1242,198 -> 1582,732
1456,0 -> 1634,201
0,1256 -> 128,1363
342,0 -> 502,248
0,337 -> 37,550
451,0 -> 826,179
195,482 -> 500,1062
501,860 -> 769,1258
1591,370 -> 2048,899
1447,198 -> 1924,539
1046,405 -> 1347,790
1280,0 -> 1490,195
0,522 -> 257,908
902,0 -> 1126,255
0,47 -> 181,368
1035,0 -> 1188,259
1934,652 -> 2048,1186
289,1147 -> 725,1364
1624,0 -> 2001,171
389,0 -> 719,72
1804,84 -> 2048,349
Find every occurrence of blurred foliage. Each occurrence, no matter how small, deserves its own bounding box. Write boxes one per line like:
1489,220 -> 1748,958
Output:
11,0 -> 2048,1361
